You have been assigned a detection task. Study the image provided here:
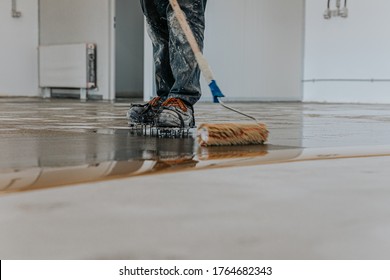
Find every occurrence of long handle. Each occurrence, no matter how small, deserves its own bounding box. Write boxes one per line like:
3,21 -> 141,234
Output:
169,0 -> 214,84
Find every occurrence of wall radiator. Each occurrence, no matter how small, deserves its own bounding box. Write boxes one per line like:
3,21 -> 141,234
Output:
39,43 -> 96,99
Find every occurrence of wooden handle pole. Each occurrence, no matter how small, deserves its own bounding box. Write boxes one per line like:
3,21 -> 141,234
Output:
169,0 -> 214,84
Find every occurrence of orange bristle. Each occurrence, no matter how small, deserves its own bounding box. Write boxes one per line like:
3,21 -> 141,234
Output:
197,123 -> 269,146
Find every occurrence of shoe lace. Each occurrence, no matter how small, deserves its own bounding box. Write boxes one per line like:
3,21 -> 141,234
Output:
161,98 -> 188,112
148,97 -> 161,107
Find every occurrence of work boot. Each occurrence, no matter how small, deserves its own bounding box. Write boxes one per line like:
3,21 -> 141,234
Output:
155,98 -> 195,128
127,97 -> 163,125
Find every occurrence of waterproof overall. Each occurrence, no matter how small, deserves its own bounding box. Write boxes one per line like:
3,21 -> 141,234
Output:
140,0 -> 207,106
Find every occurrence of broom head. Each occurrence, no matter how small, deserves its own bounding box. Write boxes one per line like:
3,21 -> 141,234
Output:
197,122 -> 269,146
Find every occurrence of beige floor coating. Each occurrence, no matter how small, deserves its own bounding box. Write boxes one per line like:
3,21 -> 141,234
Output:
1,98 -> 390,259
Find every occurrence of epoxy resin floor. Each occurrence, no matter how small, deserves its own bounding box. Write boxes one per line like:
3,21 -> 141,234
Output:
1,98 -> 390,259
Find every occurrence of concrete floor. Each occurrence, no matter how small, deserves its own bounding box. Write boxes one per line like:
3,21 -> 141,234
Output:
1,98 -> 390,259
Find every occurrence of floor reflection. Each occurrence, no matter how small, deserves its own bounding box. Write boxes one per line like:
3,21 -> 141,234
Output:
0,130 -> 300,194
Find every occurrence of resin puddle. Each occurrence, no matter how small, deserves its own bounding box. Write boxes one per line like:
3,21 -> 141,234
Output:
2,138 -> 390,195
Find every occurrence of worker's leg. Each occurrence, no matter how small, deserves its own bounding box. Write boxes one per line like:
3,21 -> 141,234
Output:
155,0 -> 207,128
128,1 -> 172,124
141,0 -> 174,98
166,0 -> 207,106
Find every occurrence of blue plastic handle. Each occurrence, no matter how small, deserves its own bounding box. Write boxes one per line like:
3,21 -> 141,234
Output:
209,80 -> 225,103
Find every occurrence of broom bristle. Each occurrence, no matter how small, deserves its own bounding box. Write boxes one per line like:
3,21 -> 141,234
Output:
197,123 -> 269,146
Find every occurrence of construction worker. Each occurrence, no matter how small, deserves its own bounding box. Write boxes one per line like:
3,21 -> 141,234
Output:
127,0 -> 207,128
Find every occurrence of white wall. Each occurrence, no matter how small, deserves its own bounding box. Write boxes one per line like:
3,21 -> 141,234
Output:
144,0 -> 305,102
304,0 -> 390,103
39,0 -> 114,100
0,0 -> 39,96
115,0 -> 144,98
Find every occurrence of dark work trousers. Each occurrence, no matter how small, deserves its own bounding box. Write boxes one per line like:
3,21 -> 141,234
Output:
140,0 -> 207,106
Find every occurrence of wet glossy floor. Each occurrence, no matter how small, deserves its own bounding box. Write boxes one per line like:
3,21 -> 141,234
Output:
1,98 -> 390,259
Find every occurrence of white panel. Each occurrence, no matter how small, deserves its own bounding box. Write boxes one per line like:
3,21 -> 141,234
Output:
0,0 -> 39,96
304,0 -> 390,103
39,44 -> 88,88
304,82 -> 390,104
201,0 -> 304,102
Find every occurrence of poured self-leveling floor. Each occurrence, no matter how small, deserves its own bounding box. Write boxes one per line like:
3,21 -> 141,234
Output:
1,98 -> 390,259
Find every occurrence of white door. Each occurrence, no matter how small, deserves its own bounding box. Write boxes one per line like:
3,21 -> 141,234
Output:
0,0 -> 39,97
39,0 -> 116,100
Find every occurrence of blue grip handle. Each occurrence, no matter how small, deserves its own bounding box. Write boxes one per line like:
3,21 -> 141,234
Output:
209,80 -> 225,103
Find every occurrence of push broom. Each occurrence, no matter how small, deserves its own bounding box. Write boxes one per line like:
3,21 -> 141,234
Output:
169,0 -> 269,146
